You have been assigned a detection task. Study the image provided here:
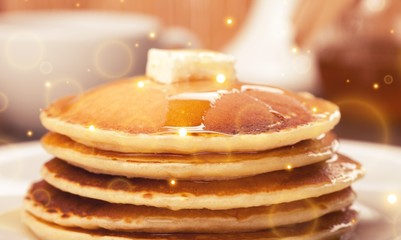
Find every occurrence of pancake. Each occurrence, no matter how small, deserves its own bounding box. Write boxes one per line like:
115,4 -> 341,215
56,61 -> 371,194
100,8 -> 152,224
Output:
24,181 -> 354,233
40,77 -> 340,154
41,154 -> 364,210
23,208 -> 358,240
41,132 -> 338,180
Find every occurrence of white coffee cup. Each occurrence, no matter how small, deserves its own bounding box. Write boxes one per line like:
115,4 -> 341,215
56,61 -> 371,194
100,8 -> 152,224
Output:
0,11 -> 196,139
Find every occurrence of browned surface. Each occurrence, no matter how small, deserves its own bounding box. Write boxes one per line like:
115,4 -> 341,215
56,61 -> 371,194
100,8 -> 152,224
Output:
27,208 -> 358,239
43,154 -> 363,196
27,181 -> 354,222
43,78 -> 325,135
41,132 -> 337,163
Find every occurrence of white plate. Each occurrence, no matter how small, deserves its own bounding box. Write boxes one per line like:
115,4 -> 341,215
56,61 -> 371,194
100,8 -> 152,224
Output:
0,140 -> 400,239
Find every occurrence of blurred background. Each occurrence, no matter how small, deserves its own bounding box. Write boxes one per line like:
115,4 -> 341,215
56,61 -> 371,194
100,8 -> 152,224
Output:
0,0 -> 400,146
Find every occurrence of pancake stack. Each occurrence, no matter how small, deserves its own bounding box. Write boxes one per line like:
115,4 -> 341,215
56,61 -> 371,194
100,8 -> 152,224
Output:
23,49 -> 365,240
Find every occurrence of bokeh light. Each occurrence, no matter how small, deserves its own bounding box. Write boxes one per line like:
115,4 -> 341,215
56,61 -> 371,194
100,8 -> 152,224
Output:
0,92 -> 9,113
372,82 -> 380,90
216,73 -> 226,83
89,125 -> 95,132
149,32 -> 156,39
94,40 -> 134,79
107,178 -> 132,191
384,75 -> 393,85
225,18 -> 234,26
5,31 -> 44,70
137,81 -> 145,88
26,130 -> 33,137
39,61 -> 53,74
32,188 -> 52,207
336,99 -> 390,144
169,179 -> 177,186
387,194 -> 398,204
178,128 -> 187,137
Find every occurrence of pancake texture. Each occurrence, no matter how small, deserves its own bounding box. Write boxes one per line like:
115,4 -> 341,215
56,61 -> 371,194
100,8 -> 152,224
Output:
41,155 -> 364,210
22,208 -> 359,240
24,181 -> 355,233
40,78 -> 340,153
41,132 -> 338,180
23,50 -> 364,239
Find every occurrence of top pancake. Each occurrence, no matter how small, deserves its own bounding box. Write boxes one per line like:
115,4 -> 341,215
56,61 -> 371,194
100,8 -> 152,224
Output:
40,77 -> 340,153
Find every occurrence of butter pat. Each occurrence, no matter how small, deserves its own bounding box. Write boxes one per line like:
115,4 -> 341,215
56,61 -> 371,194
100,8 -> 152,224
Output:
146,49 -> 236,84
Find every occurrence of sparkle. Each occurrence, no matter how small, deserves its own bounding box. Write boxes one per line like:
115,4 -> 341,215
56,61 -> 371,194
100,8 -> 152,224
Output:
135,43 -> 139,48
89,125 -> 95,132
292,47 -> 298,53
75,2 -> 80,7
216,73 -> 226,83
178,128 -> 187,137
137,81 -> 145,88
384,75 -> 393,84
387,194 -> 397,204
373,82 -> 380,90
149,32 -> 156,39
286,164 -> 292,170
390,29 -> 394,34
45,82 -> 51,88
26,130 -> 33,137
226,18 -> 233,26
312,107 -> 318,113
346,79 -> 350,83
169,179 -> 176,186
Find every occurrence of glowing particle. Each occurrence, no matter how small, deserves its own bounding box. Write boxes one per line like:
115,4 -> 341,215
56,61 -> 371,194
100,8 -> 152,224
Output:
226,18 -> 233,26
169,179 -> 176,186
387,194 -> 397,204
390,29 -> 394,34
135,43 -> 139,48
312,107 -> 317,113
292,47 -> 298,53
45,82 -> 51,88
75,2 -> 80,7
373,83 -> 380,90
87,68 -> 91,72
216,73 -> 226,83
26,130 -> 33,137
286,164 -> 292,170
120,0 -> 124,3
89,125 -> 95,132
137,81 -> 145,88
384,75 -> 393,84
187,41 -> 192,47
346,79 -> 350,83
178,128 -> 187,137
149,32 -> 156,39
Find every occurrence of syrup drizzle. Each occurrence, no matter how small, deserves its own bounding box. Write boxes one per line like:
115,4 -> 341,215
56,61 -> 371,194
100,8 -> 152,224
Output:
161,83 -> 309,135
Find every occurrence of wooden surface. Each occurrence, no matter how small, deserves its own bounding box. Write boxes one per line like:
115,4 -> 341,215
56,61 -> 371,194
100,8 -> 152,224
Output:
0,0 -> 253,50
